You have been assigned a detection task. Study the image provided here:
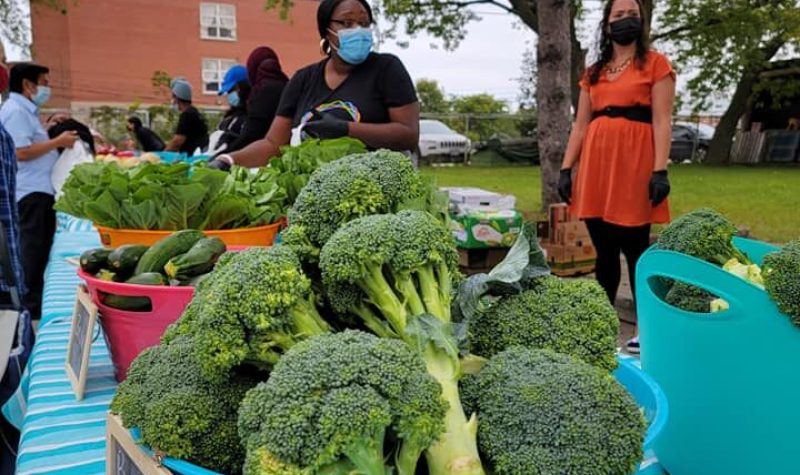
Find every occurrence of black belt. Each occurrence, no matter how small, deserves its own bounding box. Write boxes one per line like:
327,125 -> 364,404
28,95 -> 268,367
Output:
591,106 -> 652,124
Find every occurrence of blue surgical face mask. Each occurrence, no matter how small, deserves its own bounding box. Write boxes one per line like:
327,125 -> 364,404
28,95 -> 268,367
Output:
32,85 -> 51,107
227,91 -> 240,108
332,27 -> 373,65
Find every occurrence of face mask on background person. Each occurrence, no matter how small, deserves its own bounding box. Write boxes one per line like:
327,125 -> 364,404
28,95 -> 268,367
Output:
32,85 -> 51,106
227,91 -> 240,108
331,27 -> 373,65
609,16 -> 642,46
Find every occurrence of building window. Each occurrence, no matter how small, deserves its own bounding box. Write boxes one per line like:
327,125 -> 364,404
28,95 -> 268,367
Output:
200,3 -> 236,40
202,58 -> 237,95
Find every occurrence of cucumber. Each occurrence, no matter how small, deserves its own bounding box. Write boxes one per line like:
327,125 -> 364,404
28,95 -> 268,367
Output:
178,273 -> 211,288
80,248 -> 112,274
164,237 -> 226,280
101,273 -> 166,311
108,245 -> 149,274
134,230 -> 205,275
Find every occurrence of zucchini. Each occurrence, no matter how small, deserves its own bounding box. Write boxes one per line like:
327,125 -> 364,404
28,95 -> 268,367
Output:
101,273 -> 166,311
108,245 -> 149,274
134,230 -> 205,275
164,237 -> 226,280
178,273 -> 211,288
80,248 -> 112,274
103,294 -> 151,311
96,269 -> 119,282
126,273 -> 168,286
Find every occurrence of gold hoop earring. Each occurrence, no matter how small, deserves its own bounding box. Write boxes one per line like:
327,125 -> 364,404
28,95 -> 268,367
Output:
320,39 -> 332,55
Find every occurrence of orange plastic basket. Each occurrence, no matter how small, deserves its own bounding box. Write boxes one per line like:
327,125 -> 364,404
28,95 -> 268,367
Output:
96,222 -> 281,248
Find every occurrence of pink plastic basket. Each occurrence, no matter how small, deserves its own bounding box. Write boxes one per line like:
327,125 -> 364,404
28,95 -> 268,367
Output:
78,269 -> 195,381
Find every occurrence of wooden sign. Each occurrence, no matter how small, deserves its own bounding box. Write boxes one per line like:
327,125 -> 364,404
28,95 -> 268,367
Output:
106,413 -> 172,475
65,285 -> 99,400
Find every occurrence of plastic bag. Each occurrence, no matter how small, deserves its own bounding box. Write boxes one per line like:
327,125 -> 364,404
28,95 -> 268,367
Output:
51,141 -> 94,198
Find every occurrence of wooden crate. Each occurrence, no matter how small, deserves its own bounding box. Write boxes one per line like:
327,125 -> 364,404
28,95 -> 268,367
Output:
458,247 -> 510,275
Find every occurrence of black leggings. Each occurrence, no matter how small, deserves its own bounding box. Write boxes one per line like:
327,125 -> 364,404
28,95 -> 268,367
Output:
585,219 -> 651,305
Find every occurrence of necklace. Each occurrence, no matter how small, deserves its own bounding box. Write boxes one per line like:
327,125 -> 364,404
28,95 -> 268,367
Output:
605,56 -> 633,75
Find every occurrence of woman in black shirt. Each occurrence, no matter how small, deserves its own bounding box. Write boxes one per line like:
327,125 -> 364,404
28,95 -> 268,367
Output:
212,0 -> 419,169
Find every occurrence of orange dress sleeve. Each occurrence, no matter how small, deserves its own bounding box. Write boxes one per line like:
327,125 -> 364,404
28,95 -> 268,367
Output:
652,53 -> 676,84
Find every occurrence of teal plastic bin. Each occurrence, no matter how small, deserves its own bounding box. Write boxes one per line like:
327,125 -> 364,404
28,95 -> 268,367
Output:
131,356 -> 667,475
636,237 -> 799,475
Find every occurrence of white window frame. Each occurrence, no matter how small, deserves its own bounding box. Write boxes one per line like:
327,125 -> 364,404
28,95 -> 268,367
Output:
201,58 -> 237,95
200,3 -> 237,41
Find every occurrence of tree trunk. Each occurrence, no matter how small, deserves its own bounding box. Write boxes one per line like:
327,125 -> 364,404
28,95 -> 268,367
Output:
569,10 -> 585,111
537,0 -> 572,210
706,39 -> 785,164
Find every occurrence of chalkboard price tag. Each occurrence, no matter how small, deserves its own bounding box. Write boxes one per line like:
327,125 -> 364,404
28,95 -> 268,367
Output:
65,285 -> 99,400
106,413 -> 171,475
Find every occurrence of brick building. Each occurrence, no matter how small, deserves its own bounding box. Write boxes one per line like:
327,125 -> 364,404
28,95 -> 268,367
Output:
29,0 -> 321,118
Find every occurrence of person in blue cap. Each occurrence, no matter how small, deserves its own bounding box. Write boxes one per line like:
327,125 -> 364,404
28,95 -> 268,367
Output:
215,65 -> 250,153
165,77 -> 209,155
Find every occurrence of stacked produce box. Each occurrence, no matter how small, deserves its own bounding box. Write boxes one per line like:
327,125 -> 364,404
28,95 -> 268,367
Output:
539,204 -> 597,276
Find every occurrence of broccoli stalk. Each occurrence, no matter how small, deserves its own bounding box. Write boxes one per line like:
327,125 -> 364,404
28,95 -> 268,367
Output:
320,212 -> 485,475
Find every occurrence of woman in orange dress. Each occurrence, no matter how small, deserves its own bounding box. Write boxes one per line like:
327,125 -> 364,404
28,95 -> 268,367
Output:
559,0 -> 676,353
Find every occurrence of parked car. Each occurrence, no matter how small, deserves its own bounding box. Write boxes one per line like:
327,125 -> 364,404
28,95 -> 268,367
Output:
418,120 -> 472,163
671,123 -> 714,162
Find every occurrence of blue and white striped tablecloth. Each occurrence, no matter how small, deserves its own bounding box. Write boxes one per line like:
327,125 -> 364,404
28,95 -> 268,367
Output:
2,225 -> 669,475
2,230 -> 117,475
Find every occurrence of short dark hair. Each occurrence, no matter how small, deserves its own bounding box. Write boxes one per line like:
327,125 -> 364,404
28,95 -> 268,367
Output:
317,0 -> 373,39
127,116 -> 143,128
9,63 -> 49,94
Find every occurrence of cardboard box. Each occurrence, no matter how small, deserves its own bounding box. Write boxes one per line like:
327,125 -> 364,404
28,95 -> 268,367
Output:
554,221 -> 592,246
458,248 -> 510,271
443,187 -> 516,211
541,242 -> 597,276
449,209 -> 523,249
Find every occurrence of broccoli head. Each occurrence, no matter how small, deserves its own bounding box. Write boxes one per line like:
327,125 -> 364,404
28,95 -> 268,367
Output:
461,347 -> 646,475
664,281 -> 717,313
468,276 -> 619,371
237,331 -> 447,475
763,240 -> 800,326
110,337 -> 258,474
657,208 -> 750,266
163,246 -> 330,382
283,150 -> 432,262
284,150 -> 425,260
319,211 -> 483,475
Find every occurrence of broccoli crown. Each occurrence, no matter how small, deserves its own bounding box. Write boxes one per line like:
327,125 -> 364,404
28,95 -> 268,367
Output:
461,347 -> 646,475
287,151 -> 423,250
468,276 -> 619,371
110,337 -> 258,474
664,280 -> 715,313
764,240 -> 800,326
238,331 -> 447,475
164,246 -> 330,382
319,210 -> 459,326
657,208 -> 750,266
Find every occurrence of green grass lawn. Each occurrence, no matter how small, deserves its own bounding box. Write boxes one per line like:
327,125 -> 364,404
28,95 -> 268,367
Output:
422,164 -> 800,243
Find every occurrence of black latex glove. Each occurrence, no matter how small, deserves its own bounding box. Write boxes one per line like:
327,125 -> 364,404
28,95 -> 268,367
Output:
303,115 -> 349,140
649,170 -> 670,206
207,157 -> 232,172
558,168 -> 573,204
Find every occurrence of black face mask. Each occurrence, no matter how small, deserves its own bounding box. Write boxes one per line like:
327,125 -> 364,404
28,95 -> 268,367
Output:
609,16 -> 642,46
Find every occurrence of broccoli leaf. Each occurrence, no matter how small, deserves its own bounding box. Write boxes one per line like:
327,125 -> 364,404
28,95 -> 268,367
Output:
454,223 -> 550,322
406,314 -> 460,361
